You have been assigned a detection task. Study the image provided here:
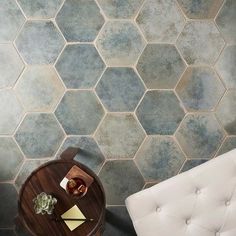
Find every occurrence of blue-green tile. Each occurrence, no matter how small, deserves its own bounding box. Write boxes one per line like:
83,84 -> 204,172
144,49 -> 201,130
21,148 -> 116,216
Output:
180,159 -> 208,172
55,45 -> 105,89
0,229 -> 15,236
136,91 -> 185,135
15,21 -> 65,64
56,0 -> 104,42
58,136 -> 105,173
95,113 -> 145,159
176,113 -> 225,158
99,160 -> 144,205
95,68 -> 145,111
217,137 -> 236,156
137,44 -> 186,89
136,0 -> 185,43
55,91 -> 104,135
176,66 -> 225,111
136,136 -> 185,181
15,113 -> 64,158
96,21 -> 145,66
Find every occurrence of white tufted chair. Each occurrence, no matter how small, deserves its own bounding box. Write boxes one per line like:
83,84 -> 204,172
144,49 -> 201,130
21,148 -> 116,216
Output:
126,149 -> 236,236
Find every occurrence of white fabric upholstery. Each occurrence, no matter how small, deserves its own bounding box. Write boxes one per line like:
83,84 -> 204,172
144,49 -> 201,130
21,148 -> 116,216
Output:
125,149 -> 236,236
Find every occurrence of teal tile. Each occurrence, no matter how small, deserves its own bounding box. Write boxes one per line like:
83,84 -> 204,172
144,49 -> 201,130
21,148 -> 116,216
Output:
176,66 -> 225,111
0,229 -> 16,236
136,0 -> 185,43
180,159 -> 208,172
137,44 -> 186,89
96,21 -> 145,66
95,113 -> 145,159
176,113 -> 225,158
55,45 -> 105,89
55,91 -> 104,135
217,137 -> 236,156
15,113 -> 65,158
95,67 -> 145,111
99,160 -> 144,204
56,0 -> 104,42
15,21 -> 65,64
136,136 -> 185,181
136,91 -> 185,135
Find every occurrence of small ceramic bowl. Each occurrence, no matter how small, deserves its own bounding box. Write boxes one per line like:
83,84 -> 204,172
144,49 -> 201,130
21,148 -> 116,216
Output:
66,176 -> 88,198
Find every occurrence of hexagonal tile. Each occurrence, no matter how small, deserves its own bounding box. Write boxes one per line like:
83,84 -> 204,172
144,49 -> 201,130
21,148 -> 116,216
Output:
15,21 -> 65,64
216,91 -> 236,135
137,44 -> 186,89
95,113 -> 145,159
55,91 -> 104,135
216,0 -> 236,44
15,113 -> 65,158
0,0 -> 25,42
97,0 -> 143,19
58,136 -> 105,173
56,0 -> 104,42
0,89 -> 24,135
18,0 -> 63,18
15,66 -> 64,111
98,160 -> 144,204
215,45 -> 236,89
176,113 -> 225,158
0,44 -> 24,88
176,66 -> 225,111
177,0 -> 224,19
176,21 -> 225,65
136,0 -> 185,43
136,91 -> 185,135
217,137 -> 236,156
55,45 -> 105,89
96,21 -> 145,66
180,159 -> 208,172
95,68 -> 145,111
135,136 -> 185,181
0,137 -> 24,181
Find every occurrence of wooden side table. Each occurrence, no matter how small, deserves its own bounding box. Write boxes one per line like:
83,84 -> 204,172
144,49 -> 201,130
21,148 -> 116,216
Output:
17,147 -> 106,236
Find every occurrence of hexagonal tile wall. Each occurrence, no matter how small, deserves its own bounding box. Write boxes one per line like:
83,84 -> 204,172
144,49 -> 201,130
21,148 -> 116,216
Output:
176,21 -> 225,65
15,21 -> 65,64
217,137 -> 236,156
176,113 -> 225,158
216,91 -> 236,135
95,113 -> 145,159
136,44 -> 186,89
98,160 -> 144,205
95,67 -> 145,111
15,113 -> 65,158
136,0 -> 185,43
136,91 -> 185,135
135,136 -> 185,182
15,66 -> 65,111
180,159 -> 208,172
55,91 -> 105,135
56,0 -> 104,42
96,21 -> 145,66
176,66 -> 225,111
0,44 -> 24,88
55,45 -> 105,89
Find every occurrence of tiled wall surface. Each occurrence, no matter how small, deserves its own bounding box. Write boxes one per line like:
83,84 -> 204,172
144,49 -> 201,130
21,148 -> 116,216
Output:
0,0 -> 235,235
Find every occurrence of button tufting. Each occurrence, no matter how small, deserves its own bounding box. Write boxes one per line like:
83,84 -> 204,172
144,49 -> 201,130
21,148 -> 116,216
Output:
156,207 -> 161,212
225,201 -> 230,206
186,219 -> 191,225
195,189 -> 201,195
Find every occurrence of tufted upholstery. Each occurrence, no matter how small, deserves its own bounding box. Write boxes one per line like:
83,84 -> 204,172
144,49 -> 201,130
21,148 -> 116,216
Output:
126,149 -> 236,236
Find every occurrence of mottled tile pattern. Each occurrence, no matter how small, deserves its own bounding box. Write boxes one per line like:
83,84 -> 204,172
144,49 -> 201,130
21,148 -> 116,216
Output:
136,136 -> 185,181
180,159 -> 208,172
15,66 -> 64,111
96,21 -> 145,66
56,0 -> 104,42
95,113 -> 145,159
136,91 -> 185,135
176,114 -> 225,158
217,137 -> 236,156
137,44 -> 186,89
56,45 -> 105,89
99,160 -> 144,204
96,67 -> 145,111
15,113 -> 64,158
55,91 -> 104,135
15,21 -> 65,64
176,21 -> 225,65
136,0 -> 185,43
176,66 -> 225,111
